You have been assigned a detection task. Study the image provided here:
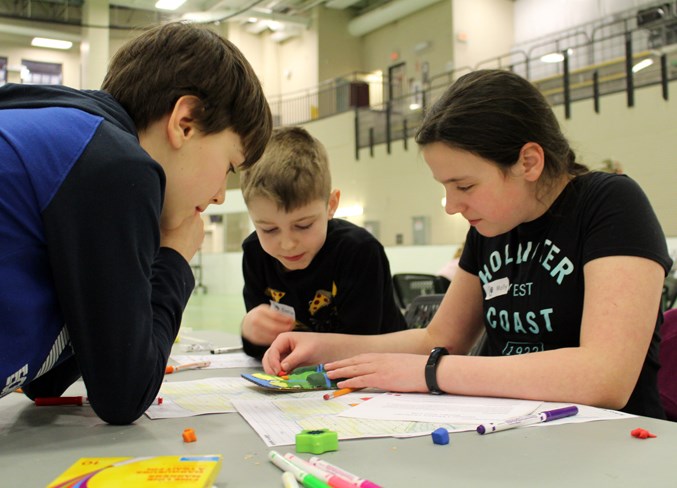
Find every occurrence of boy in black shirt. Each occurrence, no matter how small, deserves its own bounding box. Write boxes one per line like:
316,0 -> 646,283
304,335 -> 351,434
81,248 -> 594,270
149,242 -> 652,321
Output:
240,127 -> 406,359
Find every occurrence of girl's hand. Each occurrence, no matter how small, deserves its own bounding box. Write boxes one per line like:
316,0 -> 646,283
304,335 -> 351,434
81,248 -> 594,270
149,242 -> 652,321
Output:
325,353 -> 430,393
262,331 -> 328,375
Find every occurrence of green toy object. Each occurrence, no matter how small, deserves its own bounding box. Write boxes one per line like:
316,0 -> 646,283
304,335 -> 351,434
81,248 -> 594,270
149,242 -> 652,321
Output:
295,429 -> 339,454
241,364 -> 340,391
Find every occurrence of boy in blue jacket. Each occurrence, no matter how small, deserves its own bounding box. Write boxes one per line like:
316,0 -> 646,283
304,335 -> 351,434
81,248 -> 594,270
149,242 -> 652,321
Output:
0,22 -> 271,424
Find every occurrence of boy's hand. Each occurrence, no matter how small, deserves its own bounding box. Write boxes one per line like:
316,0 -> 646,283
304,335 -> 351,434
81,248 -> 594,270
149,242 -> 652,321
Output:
242,305 -> 295,347
160,212 -> 204,262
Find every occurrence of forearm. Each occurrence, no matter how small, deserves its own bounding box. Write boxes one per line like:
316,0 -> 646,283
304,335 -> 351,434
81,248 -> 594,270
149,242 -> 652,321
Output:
436,347 -> 637,409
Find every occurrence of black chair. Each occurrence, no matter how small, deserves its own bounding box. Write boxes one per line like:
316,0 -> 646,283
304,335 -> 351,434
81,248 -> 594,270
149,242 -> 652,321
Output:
393,273 -> 448,311
404,294 -> 444,329
404,293 -> 488,356
662,273 -> 677,312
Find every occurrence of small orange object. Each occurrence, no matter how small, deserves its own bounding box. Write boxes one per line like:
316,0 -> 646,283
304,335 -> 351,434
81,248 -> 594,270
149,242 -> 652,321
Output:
182,428 -> 197,443
631,427 -> 656,439
277,370 -> 288,377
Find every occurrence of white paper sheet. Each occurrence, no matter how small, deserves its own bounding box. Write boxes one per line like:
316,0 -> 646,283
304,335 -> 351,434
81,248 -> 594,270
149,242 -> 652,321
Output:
338,392 -> 542,424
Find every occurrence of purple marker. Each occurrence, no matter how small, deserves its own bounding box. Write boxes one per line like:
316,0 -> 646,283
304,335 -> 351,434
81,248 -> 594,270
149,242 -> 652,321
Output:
476,405 -> 579,435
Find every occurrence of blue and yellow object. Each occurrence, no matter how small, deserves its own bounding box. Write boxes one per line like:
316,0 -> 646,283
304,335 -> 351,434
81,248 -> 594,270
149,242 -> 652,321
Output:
295,428 -> 339,454
241,364 -> 339,391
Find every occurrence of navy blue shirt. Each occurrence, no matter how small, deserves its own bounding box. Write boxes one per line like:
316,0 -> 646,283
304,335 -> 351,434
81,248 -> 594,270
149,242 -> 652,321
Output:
460,172 -> 672,418
241,219 -> 406,359
0,84 -> 194,424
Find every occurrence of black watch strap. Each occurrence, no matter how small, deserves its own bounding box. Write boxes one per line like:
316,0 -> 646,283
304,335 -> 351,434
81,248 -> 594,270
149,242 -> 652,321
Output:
425,347 -> 449,394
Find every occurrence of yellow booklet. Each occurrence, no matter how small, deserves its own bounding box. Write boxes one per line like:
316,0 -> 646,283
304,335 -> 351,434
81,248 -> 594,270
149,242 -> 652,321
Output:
47,455 -> 222,487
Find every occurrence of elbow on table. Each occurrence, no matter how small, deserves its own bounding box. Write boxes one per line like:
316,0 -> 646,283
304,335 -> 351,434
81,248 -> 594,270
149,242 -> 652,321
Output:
578,383 -> 633,412
92,402 -> 144,425
88,392 -> 149,425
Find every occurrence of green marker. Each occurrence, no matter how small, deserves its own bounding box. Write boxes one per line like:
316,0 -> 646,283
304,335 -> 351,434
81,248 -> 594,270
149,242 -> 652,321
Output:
268,450 -> 330,488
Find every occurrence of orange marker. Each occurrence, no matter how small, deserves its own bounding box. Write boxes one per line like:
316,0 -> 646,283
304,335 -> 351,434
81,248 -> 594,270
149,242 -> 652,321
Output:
182,428 -> 197,443
323,388 -> 358,400
165,361 -> 210,374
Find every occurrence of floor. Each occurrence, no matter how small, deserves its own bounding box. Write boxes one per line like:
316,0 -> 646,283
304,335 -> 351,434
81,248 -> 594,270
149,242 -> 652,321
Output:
181,292 -> 244,335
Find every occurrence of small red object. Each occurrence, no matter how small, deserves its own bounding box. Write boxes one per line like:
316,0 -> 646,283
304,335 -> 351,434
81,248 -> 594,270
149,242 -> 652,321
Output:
631,427 -> 656,439
182,428 -> 197,443
277,370 -> 288,377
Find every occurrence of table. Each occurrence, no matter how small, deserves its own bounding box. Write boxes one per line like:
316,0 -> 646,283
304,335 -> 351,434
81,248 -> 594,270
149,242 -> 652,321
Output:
1,331 -> 676,487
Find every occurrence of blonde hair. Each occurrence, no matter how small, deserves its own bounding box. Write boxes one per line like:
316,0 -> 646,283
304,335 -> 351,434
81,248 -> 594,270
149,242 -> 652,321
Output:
241,126 -> 331,212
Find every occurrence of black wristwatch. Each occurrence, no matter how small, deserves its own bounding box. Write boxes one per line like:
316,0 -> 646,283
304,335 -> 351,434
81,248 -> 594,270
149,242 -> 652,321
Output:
425,347 -> 449,394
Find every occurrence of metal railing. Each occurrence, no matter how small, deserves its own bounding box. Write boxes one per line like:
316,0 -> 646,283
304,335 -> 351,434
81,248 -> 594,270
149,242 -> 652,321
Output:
265,2 -> 677,157
349,24 -> 676,157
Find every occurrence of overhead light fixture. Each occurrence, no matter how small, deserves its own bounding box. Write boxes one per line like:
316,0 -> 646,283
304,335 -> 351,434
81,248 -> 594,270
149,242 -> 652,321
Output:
155,0 -> 186,11
540,49 -> 573,64
409,103 -> 422,110
267,20 -> 283,32
632,58 -> 654,73
31,37 -> 73,50
335,205 -> 364,218
540,52 -> 564,63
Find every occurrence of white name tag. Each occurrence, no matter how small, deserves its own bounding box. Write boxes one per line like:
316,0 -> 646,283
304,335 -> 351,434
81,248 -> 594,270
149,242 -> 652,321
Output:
483,277 -> 511,300
270,300 -> 296,320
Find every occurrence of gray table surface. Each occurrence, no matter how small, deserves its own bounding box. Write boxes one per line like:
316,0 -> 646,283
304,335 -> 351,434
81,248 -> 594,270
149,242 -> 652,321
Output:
2,331 -> 676,487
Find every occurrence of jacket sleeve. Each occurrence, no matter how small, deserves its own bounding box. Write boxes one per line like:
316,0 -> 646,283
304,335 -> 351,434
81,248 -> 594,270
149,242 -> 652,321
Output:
241,239 -> 271,359
37,128 -> 194,424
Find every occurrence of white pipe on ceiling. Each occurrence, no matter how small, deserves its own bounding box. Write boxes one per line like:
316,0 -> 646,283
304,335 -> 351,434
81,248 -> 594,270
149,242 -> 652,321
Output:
347,0 -> 442,37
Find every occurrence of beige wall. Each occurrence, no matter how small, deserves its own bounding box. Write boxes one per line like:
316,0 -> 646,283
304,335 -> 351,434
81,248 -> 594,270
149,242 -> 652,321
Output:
555,84 -> 677,235
303,111 -> 470,247
452,0 -> 515,71
317,7 -> 364,82
362,1 -> 453,85
301,79 -> 677,248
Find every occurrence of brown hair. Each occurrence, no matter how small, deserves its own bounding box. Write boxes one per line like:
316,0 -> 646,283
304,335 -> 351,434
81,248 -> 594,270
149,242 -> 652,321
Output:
416,69 -> 587,190
241,126 -> 331,212
101,22 -> 272,168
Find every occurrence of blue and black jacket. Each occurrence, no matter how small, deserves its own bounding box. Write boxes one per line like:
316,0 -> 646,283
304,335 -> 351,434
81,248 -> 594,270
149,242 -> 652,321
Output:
0,84 -> 194,424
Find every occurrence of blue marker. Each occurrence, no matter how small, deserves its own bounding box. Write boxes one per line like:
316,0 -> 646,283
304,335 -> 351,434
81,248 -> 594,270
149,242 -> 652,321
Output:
476,405 -> 579,435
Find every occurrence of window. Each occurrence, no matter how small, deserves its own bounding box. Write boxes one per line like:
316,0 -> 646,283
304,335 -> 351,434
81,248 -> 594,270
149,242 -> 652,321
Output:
0,57 -> 7,86
21,60 -> 62,85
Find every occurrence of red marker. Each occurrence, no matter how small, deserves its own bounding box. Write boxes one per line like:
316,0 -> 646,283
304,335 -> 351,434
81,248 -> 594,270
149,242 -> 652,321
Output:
35,396 -> 163,406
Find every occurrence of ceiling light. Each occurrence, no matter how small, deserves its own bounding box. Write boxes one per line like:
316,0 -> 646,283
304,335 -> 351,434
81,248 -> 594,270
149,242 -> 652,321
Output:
335,205 -> 363,218
540,49 -> 573,64
155,0 -> 186,11
31,37 -> 73,50
267,20 -> 283,32
632,58 -> 654,73
409,103 -> 421,110
540,52 -> 565,63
